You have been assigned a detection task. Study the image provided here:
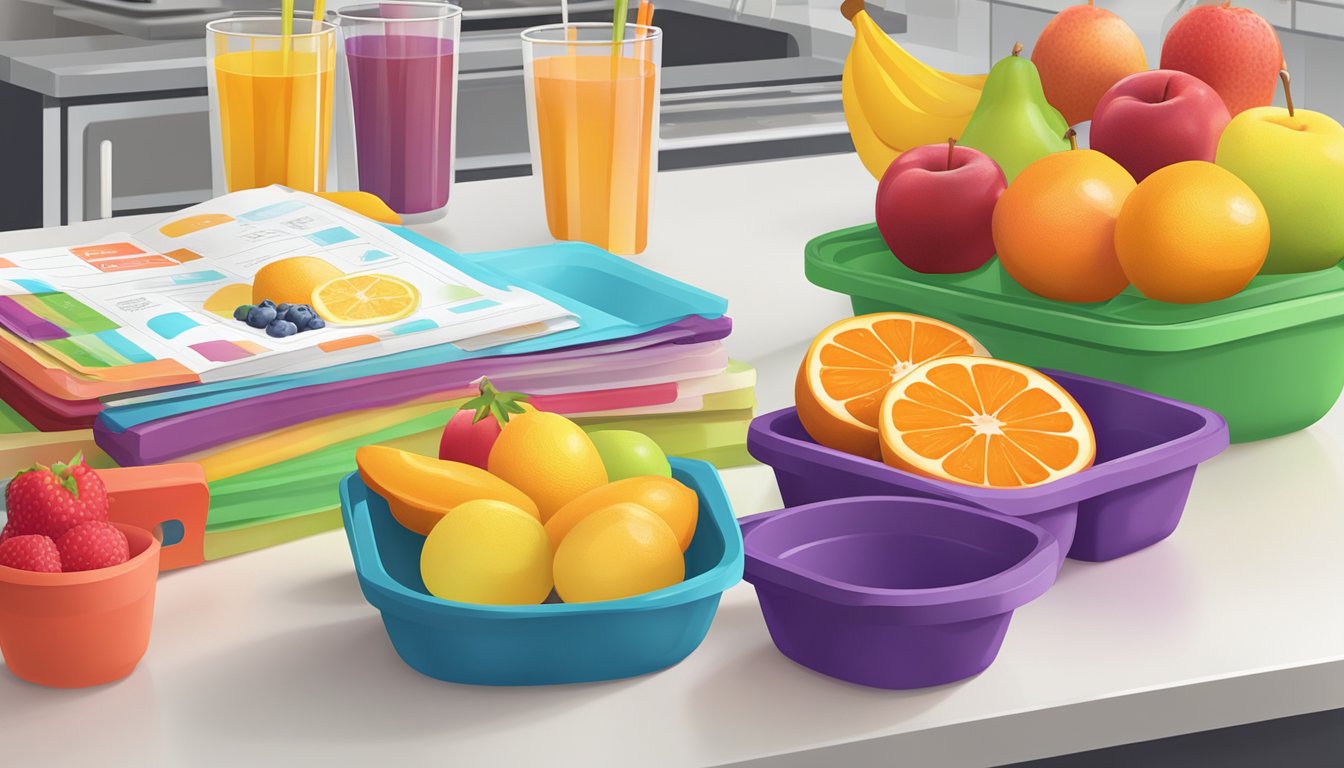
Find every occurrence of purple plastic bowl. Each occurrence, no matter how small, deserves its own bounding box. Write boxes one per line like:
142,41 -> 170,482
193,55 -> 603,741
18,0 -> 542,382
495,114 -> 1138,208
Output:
740,496 -> 1059,689
747,369 -> 1229,563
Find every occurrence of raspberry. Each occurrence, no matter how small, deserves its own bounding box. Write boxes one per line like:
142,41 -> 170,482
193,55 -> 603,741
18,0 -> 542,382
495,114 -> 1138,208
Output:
0,534 -> 63,573
56,521 -> 129,572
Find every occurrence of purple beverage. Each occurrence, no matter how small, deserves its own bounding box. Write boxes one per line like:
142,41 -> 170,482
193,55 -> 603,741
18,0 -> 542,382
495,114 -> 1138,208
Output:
345,34 -> 456,217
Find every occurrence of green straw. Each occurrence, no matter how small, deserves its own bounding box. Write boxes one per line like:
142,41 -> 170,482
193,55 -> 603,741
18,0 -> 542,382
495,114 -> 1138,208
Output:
612,0 -> 629,43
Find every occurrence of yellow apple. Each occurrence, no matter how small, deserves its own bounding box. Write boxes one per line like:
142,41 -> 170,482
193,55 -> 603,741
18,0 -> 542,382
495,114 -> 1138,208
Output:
1216,104 -> 1344,274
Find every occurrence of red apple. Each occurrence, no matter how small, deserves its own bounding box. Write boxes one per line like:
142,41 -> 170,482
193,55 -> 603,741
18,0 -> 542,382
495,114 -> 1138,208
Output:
1091,70 -> 1231,182
876,141 -> 1006,274
1160,2 -> 1283,117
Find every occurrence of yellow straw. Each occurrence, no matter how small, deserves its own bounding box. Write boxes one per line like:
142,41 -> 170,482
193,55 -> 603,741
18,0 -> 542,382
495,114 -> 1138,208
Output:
281,0 -> 295,72
312,0 -> 326,31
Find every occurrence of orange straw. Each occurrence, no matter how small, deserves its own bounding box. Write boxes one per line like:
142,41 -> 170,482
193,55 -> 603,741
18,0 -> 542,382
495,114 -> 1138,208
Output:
638,2 -> 654,63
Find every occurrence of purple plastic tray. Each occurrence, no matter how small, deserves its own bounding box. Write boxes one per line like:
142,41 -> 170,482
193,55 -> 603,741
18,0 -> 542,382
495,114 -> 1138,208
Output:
747,370 -> 1229,563
740,496 -> 1058,689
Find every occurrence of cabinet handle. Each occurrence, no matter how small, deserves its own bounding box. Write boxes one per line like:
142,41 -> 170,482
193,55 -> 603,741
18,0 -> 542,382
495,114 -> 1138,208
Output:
99,139 -> 112,220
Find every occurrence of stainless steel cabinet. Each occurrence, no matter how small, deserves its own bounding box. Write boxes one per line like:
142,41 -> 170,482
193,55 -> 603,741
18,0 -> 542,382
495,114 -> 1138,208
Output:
67,96 -> 213,224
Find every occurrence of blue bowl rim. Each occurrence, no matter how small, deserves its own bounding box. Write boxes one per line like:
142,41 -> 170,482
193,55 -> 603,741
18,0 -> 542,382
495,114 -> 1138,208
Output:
340,456 -> 745,618
739,496 -> 1059,621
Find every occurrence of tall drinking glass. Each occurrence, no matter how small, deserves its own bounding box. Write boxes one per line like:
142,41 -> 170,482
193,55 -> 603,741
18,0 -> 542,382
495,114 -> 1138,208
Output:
205,17 -> 338,195
522,23 -> 662,256
337,2 -> 462,223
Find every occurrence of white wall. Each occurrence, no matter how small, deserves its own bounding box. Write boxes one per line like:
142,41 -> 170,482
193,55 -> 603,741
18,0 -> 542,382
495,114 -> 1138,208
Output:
0,2 -> 105,41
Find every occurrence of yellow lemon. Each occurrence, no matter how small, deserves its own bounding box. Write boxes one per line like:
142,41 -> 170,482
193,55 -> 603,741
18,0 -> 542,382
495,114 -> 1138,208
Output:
553,503 -> 684,603
545,476 -> 698,552
419,499 -> 553,605
311,273 -> 421,326
251,256 -> 343,306
488,411 -> 608,523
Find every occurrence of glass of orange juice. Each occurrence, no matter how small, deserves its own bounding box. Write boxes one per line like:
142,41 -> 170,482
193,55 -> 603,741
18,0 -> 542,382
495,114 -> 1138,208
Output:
522,23 -> 662,256
206,16 -> 338,195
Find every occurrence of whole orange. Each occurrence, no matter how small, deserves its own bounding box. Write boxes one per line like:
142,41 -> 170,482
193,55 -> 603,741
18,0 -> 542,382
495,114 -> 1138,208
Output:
1114,161 -> 1269,304
992,149 -> 1136,303
1031,1 -> 1148,126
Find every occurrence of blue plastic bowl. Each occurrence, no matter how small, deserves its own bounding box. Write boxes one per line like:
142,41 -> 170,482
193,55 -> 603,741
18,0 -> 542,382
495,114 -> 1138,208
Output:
339,457 -> 744,686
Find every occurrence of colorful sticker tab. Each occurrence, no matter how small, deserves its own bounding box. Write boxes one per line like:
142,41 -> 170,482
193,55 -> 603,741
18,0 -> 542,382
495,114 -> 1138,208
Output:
71,242 -> 176,273
307,227 -> 357,247
147,312 -> 199,340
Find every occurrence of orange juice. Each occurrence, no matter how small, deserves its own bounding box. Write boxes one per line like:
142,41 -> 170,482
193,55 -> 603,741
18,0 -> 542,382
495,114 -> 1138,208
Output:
532,55 -> 657,255
213,48 -> 335,193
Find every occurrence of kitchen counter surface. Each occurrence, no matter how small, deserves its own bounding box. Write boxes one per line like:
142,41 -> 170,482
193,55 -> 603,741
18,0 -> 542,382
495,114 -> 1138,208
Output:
2,154 -> 1344,767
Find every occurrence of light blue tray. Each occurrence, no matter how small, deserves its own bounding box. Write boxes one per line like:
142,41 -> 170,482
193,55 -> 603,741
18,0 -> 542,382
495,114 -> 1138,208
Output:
99,230 -> 727,432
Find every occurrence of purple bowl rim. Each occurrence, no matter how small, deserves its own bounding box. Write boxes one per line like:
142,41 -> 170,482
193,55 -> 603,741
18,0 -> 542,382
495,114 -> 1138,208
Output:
747,368 -> 1230,512
739,495 -> 1060,619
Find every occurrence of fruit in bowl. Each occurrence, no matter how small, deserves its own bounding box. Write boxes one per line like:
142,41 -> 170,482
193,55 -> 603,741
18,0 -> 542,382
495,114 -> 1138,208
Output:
1091,70 -> 1231,182
795,313 -> 989,459
356,445 -> 540,535
875,139 -> 1006,274
0,454 -> 162,688
438,377 -> 532,468
992,131 -> 1137,303
839,0 -> 989,179
1160,1 -> 1282,117
1114,161 -> 1269,304
1216,71 -> 1344,275
959,43 -> 1071,183
878,356 -> 1095,488
373,405 -> 704,606
1,453 -> 131,574
793,316 -> 1097,489
1030,0 -> 1147,127
587,430 -> 672,481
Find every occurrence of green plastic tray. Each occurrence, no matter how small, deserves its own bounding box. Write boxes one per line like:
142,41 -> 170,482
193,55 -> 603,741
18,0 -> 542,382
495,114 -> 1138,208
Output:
805,224 -> 1344,442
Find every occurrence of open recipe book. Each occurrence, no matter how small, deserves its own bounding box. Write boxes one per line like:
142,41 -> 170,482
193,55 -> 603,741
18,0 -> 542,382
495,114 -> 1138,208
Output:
0,187 -> 576,384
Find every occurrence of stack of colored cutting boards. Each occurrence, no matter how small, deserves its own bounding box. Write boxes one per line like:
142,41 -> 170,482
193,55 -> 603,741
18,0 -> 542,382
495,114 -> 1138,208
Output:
0,230 -> 755,563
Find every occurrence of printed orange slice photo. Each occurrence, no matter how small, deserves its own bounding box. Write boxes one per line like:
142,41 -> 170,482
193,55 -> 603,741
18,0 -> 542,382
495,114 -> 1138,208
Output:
878,356 -> 1095,488
312,273 -> 421,326
796,313 -> 989,459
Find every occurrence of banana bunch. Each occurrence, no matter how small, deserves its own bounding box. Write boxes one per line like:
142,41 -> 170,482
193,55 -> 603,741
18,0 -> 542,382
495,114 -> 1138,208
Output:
842,4 -> 989,179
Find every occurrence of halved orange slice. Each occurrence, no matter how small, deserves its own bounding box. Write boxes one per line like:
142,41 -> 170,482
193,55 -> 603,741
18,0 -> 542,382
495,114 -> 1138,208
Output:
878,356 -> 1095,488
796,313 -> 989,459
311,273 -> 420,326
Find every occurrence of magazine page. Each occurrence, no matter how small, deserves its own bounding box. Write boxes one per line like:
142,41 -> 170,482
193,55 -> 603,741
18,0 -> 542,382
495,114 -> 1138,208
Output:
0,187 -> 575,379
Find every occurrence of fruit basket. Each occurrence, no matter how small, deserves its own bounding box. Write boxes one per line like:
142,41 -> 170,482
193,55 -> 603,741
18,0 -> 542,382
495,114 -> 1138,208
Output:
339,457 -> 743,685
740,496 -> 1058,689
805,224 -> 1344,443
748,369 -> 1229,563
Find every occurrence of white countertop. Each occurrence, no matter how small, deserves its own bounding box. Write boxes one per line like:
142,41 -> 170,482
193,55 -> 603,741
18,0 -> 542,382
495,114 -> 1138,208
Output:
3,154 -> 1344,768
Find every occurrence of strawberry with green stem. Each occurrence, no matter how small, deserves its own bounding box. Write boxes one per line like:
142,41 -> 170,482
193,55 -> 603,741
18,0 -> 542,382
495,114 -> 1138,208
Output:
4,451 -> 110,540
438,378 -> 532,469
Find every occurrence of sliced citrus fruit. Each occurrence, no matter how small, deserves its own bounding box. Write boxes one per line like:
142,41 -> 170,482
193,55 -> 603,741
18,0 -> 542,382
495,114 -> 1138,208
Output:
878,356 -> 1095,488
796,313 -> 989,459
311,273 -> 421,326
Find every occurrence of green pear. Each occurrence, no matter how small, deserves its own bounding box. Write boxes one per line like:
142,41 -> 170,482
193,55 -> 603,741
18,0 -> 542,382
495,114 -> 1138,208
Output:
959,43 -> 1071,183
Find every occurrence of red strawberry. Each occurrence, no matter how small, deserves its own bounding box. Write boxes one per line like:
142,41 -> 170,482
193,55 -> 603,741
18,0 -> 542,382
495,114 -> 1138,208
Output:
56,521 -> 129,572
5,452 -> 109,540
0,523 -> 14,544
0,534 -> 63,573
